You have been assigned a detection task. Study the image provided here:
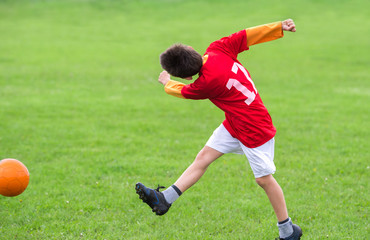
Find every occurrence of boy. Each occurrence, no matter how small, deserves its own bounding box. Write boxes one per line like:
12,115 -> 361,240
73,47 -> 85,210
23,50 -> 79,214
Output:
135,19 -> 302,240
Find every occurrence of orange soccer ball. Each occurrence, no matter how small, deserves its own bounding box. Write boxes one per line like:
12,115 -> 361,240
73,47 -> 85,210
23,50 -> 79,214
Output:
0,159 -> 30,197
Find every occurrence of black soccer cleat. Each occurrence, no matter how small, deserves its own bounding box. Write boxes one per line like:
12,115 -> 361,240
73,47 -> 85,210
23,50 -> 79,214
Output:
135,182 -> 171,216
276,224 -> 303,240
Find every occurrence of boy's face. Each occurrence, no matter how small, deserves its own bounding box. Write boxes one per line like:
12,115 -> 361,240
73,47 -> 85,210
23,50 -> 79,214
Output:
183,76 -> 193,80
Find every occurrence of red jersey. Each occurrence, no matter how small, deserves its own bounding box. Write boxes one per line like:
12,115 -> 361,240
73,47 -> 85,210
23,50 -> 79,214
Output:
181,30 -> 276,148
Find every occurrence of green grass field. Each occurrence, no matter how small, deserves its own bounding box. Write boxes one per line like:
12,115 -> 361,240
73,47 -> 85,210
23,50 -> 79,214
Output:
0,0 -> 369,239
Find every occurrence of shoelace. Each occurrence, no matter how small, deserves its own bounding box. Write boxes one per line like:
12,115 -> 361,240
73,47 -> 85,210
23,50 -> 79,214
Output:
155,185 -> 165,192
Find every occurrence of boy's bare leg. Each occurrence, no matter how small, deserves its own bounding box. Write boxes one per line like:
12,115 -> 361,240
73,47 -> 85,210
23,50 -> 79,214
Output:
255,174 -> 289,222
174,146 -> 223,192
135,146 -> 223,215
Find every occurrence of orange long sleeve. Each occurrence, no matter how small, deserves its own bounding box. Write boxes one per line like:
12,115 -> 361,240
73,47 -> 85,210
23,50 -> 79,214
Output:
164,80 -> 186,99
246,21 -> 284,47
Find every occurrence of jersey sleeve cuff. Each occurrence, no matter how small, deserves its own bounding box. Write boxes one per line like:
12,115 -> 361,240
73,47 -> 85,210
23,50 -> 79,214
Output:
164,80 -> 186,99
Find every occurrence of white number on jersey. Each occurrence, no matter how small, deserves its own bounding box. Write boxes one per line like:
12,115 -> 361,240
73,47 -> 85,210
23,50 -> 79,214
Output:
226,62 -> 257,105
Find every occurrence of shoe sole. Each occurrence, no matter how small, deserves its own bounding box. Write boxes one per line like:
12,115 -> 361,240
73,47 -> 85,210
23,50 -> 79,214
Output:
135,183 -> 147,202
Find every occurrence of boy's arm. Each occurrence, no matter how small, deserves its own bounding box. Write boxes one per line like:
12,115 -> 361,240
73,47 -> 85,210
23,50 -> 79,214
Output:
246,19 -> 296,47
158,71 -> 185,99
164,80 -> 186,99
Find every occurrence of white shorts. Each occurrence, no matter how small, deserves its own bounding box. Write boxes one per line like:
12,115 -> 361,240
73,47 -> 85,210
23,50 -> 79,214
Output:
206,124 -> 276,178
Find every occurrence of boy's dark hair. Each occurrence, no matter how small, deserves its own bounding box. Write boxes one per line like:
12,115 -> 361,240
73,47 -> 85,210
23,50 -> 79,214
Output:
160,44 -> 203,78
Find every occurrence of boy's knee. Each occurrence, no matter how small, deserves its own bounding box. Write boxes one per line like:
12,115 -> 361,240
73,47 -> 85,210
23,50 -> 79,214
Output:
255,175 -> 272,188
193,146 -> 222,168
194,152 -> 210,168
255,177 -> 265,187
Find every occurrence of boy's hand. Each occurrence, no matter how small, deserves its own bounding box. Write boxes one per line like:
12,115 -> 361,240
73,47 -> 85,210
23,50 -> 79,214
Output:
282,19 -> 296,32
158,70 -> 171,85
